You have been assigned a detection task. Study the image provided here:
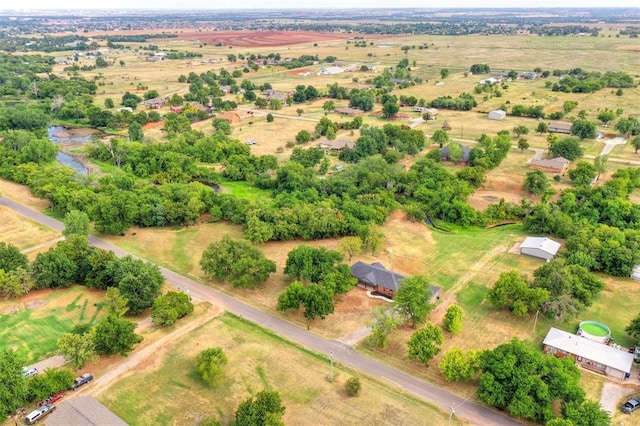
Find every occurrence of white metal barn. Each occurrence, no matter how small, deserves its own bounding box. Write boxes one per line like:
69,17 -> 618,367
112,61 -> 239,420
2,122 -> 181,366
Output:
488,110 -> 506,120
520,237 -> 561,262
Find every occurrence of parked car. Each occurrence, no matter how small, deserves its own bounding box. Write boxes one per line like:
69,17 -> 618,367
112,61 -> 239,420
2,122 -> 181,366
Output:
70,373 -> 93,391
25,403 -> 55,424
22,367 -> 38,378
622,398 -> 640,414
38,391 -> 65,407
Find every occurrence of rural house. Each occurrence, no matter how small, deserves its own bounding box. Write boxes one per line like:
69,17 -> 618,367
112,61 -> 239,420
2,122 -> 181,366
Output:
317,66 -> 344,75
45,395 -> 127,426
549,121 -> 573,134
350,261 -> 440,300
529,157 -> 570,175
334,107 -> 364,117
543,327 -> 634,380
216,112 -> 241,124
411,106 -> 439,119
519,237 -> 561,262
488,110 -> 506,120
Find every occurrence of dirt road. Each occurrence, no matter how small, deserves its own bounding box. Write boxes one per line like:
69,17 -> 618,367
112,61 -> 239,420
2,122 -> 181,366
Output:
0,195 -> 521,425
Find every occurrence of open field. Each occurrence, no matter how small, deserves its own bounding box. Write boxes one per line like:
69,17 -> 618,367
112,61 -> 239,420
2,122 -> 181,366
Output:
0,286 -> 106,362
0,207 -> 59,252
99,312 -> 458,426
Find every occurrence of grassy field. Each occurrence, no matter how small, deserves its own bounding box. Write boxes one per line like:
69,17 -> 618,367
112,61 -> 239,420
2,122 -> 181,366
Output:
99,311 -> 458,426
0,286 -> 106,362
0,207 -> 59,252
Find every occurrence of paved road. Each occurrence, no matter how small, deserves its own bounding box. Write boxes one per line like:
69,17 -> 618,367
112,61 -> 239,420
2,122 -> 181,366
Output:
0,195 -> 521,425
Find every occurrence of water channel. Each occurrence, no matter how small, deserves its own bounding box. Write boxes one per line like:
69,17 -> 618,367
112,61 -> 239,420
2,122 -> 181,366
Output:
47,126 -> 95,175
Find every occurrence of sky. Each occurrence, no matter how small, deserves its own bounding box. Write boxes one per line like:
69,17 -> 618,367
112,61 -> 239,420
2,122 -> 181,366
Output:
5,0 -> 640,10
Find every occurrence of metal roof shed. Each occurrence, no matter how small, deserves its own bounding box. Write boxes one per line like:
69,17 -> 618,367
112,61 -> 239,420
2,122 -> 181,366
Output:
520,237 -> 561,262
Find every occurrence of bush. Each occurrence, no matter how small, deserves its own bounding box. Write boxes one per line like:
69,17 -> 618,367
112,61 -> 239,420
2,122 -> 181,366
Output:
196,347 -> 228,386
266,113 -> 274,122
345,376 -> 361,396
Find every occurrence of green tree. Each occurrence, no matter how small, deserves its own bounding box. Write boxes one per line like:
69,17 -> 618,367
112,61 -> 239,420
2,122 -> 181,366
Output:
478,338 -> 585,423
322,100 -> 335,115
0,242 -> 28,272
593,154 -> 608,176
94,314 -> 142,356
487,271 -> 549,317
630,135 -> 640,153
407,323 -> 443,365
62,210 -> 90,237
302,284 -> 335,323
200,236 -> 276,289
568,161 -> 596,186
443,304 -> 463,334
517,138 -> 529,151
571,119 -> 597,140
268,99 -> 283,111
597,109 -> 616,126
615,117 -> 640,138
284,245 -> 343,283
445,142 -> 464,163
110,256 -> 164,315
381,100 -> 399,119
151,291 -> 194,326
295,130 -> 312,144
0,349 -> 29,418
562,400 -> 611,426
31,247 -> 77,289
536,122 -> 549,134
128,121 -> 144,141
266,113 -> 274,122
440,69 -> 450,79
104,98 -> 115,108
27,368 -> 74,402
361,224 -> 385,254
549,137 -> 584,160
57,331 -> 97,369
104,286 -> 129,317
625,313 -> 640,342
438,348 -> 481,382
0,268 -> 33,298
368,308 -> 401,348
345,377 -> 361,396
338,236 -> 363,261
254,97 -> 268,109
235,390 -> 286,426
394,276 -> 435,327
212,118 -> 232,135
196,347 -> 228,386
523,170 -> 551,196
431,129 -> 449,147
512,125 -> 529,138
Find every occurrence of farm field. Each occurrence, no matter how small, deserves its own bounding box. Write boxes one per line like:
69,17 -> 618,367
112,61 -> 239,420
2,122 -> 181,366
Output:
99,311 -> 457,426
0,286 -> 106,362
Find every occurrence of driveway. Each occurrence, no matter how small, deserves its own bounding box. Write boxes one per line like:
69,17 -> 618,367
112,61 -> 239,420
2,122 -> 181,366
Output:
0,195 -> 521,425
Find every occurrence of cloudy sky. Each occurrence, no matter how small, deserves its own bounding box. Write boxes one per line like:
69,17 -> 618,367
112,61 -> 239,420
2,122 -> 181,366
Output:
7,0 -> 640,9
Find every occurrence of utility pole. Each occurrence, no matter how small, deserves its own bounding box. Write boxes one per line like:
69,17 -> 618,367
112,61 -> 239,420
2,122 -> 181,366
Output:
329,350 -> 334,382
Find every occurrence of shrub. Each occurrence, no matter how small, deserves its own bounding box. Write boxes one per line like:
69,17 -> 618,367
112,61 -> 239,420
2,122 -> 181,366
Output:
345,376 -> 361,396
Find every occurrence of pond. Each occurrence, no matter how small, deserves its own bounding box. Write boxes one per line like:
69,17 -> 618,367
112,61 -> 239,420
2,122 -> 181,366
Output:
47,126 -> 100,175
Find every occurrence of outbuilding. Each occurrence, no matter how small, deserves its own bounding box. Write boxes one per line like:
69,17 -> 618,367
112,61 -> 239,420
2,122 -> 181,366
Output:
543,327 -> 634,380
519,237 -> 561,262
488,110 -> 506,120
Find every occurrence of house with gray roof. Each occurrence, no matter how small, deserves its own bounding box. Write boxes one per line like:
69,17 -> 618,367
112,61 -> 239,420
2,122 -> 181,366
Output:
549,121 -> 573,134
543,327 -> 634,380
350,261 -> 440,299
520,237 -> 561,262
45,396 -> 127,426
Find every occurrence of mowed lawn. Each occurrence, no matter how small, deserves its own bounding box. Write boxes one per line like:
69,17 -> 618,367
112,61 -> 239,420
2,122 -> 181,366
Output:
0,286 -> 106,362
99,312 -> 457,426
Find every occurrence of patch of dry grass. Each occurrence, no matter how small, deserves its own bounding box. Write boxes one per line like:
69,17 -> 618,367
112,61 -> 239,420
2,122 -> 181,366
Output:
99,311 -> 457,426
0,206 -> 59,251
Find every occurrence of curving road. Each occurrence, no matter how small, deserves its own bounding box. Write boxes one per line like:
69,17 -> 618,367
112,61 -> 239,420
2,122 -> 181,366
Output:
0,195 -> 521,425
